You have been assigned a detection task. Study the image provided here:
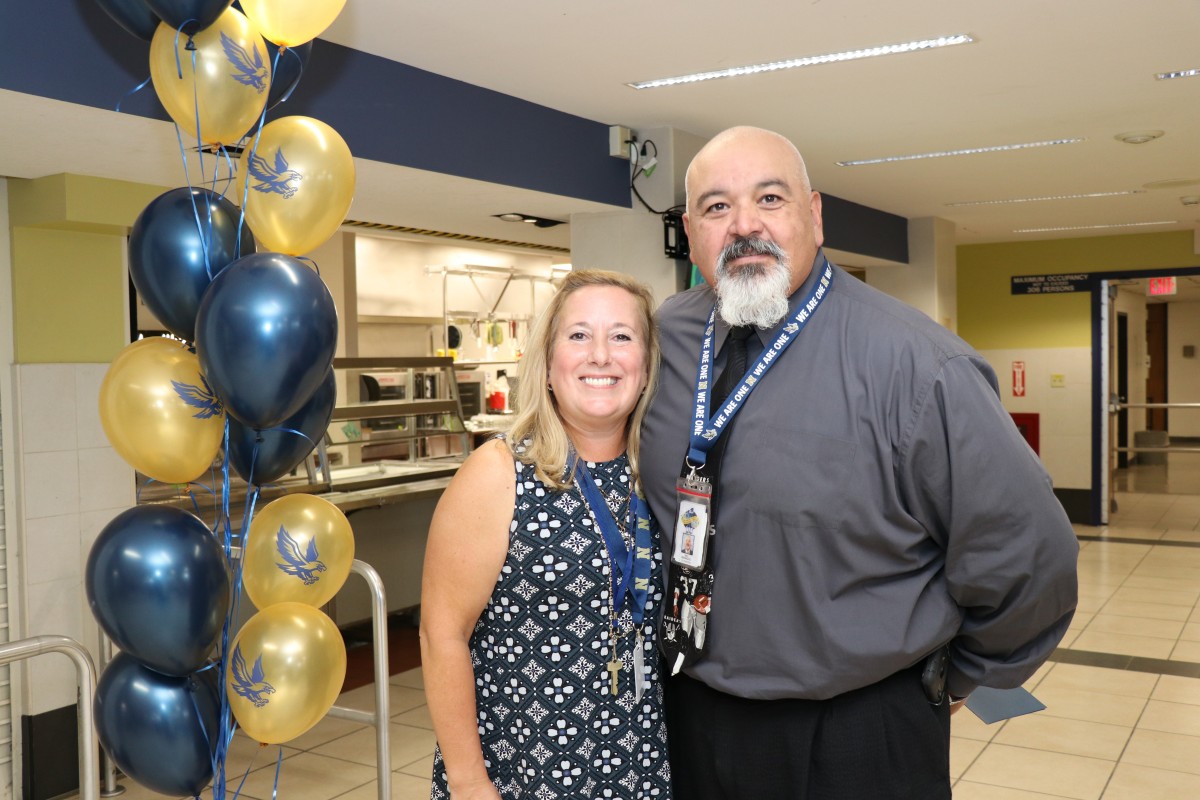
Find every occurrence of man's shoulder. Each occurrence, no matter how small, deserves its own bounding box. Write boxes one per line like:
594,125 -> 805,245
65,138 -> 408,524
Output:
658,283 -> 715,321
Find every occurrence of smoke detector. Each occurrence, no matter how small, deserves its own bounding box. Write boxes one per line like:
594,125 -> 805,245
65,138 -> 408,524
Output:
1114,130 -> 1164,145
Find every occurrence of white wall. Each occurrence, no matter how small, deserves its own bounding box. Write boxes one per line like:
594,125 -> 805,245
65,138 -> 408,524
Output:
570,210 -> 678,307
977,347 -> 1092,490
1168,301 -> 1200,437
354,234 -> 560,364
14,364 -> 135,714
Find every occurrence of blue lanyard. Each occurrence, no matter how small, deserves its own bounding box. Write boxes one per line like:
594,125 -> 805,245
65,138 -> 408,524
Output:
687,260 -> 834,466
573,458 -> 653,625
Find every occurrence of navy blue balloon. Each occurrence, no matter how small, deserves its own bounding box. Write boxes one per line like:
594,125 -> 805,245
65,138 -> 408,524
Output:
86,506 -> 230,676
129,187 -> 255,342
266,40 -> 313,111
94,0 -> 161,40
195,252 -> 338,430
95,653 -> 219,797
143,0 -> 231,34
228,367 -> 336,484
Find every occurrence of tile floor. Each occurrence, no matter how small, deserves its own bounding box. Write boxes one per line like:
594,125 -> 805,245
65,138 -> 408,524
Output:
81,457 -> 1200,800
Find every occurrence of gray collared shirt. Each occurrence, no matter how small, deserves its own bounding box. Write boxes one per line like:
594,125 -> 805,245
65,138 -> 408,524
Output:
640,252 -> 1078,700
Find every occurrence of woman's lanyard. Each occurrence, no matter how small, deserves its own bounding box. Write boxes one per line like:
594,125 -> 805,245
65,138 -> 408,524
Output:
686,259 -> 834,469
573,457 -> 652,625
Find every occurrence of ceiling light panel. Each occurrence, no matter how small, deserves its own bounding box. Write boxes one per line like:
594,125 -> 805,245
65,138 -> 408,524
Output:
627,34 -> 974,90
946,190 -> 1145,207
838,138 -> 1083,167
1156,67 -> 1200,80
1014,221 -> 1178,234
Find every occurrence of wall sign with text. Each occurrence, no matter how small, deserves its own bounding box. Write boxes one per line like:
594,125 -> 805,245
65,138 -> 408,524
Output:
1011,273 -> 1092,294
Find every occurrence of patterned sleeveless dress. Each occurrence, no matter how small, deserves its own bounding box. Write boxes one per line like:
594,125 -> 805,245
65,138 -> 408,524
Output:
431,447 -> 672,799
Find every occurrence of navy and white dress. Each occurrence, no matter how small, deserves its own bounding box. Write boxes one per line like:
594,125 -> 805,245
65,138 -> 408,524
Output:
431,446 -> 672,799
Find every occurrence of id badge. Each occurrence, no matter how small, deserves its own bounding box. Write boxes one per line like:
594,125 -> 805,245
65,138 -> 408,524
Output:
672,478 -> 713,569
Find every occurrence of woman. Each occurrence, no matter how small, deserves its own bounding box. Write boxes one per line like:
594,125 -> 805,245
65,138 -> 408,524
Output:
421,270 -> 670,799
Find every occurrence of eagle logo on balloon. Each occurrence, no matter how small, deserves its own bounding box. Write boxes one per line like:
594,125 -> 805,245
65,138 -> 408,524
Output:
230,644 -> 275,708
275,526 -> 328,585
172,377 -> 223,419
220,32 -> 268,93
247,149 -> 303,199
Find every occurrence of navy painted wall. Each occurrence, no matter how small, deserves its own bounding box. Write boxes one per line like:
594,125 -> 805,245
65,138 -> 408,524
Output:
1,0 -> 631,207
2,0 -> 907,260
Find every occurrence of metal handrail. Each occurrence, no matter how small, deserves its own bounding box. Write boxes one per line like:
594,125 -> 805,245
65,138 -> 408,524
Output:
0,636 -> 97,800
97,634 -> 124,797
326,559 -> 391,800
1115,402 -> 1200,409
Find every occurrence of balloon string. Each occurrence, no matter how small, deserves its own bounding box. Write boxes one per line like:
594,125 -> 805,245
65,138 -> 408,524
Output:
235,60 -> 276,256
276,47 -> 304,106
270,748 -> 284,800
114,74 -> 152,114
294,256 -> 320,278
217,145 -> 239,200
264,425 -> 318,450
187,181 -> 217,281
215,416 -> 237,800
187,46 -> 210,192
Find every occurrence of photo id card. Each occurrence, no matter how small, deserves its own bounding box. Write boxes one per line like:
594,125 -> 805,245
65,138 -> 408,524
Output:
672,481 -> 712,570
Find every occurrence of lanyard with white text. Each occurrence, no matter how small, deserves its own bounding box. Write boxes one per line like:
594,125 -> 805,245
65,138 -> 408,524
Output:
574,458 -> 653,625
686,260 -> 834,467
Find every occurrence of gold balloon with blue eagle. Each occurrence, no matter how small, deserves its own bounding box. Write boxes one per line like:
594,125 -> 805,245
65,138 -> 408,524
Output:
243,494 -> 354,610
98,337 -> 225,484
149,7 -> 271,146
226,602 -> 346,744
235,115 -> 356,255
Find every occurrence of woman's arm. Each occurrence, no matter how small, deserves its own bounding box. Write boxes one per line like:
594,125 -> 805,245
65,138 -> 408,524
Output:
420,439 -> 516,799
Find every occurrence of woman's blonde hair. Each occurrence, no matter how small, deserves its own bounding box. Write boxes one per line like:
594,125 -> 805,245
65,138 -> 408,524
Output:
507,269 -> 660,490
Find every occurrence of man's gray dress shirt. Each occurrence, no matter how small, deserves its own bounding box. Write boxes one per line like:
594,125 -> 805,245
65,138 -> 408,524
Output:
640,253 -> 1079,700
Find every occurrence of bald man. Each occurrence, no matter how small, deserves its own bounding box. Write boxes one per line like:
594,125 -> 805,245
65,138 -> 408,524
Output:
640,127 -> 1078,799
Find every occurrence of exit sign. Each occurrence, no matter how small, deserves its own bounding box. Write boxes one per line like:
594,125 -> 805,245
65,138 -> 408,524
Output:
1148,277 -> 1177,296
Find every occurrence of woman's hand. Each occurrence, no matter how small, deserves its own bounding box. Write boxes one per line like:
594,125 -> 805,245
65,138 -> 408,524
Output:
447,776 -> 504,799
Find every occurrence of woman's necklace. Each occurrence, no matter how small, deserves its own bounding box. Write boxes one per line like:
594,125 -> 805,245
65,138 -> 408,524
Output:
575,462 -> 638,697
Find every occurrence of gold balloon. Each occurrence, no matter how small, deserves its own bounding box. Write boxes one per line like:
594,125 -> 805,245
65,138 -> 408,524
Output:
226,602 -> 347,744
149,7 -> 270,146
238,0 -> 347,47
236,116 -> 355,255
99,337 -> 225,485
244,494 -> 354,610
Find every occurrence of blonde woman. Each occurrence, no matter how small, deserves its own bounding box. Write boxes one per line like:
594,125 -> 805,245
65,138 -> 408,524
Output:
421,270 -> 670,799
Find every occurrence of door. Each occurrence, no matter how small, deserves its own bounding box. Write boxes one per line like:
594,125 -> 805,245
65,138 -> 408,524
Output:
1117,313 -> 1129,469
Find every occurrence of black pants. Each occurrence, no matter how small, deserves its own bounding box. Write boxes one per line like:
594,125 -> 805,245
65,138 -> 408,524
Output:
664,667 -> 951,800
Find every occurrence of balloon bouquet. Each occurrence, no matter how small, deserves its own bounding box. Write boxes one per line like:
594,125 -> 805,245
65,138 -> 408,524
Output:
86,0 -> 358,796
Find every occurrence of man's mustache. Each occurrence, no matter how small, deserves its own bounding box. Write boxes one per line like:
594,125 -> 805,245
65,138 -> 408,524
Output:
717,237 -> 787,270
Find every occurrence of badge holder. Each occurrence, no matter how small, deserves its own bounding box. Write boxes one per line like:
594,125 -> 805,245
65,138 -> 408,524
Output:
660,472 -> 716,675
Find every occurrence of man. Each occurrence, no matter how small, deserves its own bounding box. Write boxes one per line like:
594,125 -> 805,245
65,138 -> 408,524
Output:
640,127 -> 1079,799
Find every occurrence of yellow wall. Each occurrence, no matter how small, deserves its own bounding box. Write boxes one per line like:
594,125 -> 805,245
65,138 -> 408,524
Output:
11,227 -> 127,363
958,231 -> 1200,351
8,174 -> 166,363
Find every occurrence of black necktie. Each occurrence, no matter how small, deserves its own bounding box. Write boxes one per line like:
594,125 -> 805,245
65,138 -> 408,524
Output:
714,326 -> 753,404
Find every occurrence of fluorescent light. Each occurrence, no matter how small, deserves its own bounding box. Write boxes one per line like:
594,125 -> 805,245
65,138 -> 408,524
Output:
947,190 -> 1145,207
1014,221 -> 1178,234
627,34 -> 974,90
1157,67 -> 1200,80
837,138 -> 1083,166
